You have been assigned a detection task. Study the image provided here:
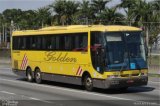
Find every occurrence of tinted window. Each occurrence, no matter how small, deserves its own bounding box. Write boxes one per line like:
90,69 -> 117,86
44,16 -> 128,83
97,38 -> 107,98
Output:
13,37 -> 19,50
12,33 -> 88,52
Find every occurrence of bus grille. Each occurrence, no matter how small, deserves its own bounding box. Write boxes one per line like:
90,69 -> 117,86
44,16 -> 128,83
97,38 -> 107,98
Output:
121,74 -> 139,77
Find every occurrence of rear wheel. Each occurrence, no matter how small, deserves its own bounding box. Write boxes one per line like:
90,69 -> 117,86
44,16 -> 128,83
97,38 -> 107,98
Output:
26,68 -> 33,82
35,68 -> 42,84
84,75 -> 93,91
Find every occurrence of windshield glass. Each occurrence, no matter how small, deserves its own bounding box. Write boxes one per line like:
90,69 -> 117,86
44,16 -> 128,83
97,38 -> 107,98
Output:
105,32 -> 147,71
125,32 -> 147,70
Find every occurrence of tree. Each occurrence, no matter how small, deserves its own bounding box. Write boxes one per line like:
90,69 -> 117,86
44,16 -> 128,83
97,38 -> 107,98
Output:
118,0 -> 138,25
76,0 -> 95,24
100,7 -> 125,25
35,7 -> 51,28
50,0 -> 79,25
91,0 -> 111,14
19,10 -> 37,29
119,0 -> 160,46
152,0 -> 160,10
0,13 -> 3,29
91,0 -> 111,22
2,9 -> 23,26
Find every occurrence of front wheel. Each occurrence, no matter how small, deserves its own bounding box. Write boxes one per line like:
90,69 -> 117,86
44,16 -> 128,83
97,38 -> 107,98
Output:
35,69 -> 42,84
84,75 -> 93,91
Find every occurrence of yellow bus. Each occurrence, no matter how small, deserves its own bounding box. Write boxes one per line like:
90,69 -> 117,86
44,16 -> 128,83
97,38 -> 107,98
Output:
11,25 -> 148,91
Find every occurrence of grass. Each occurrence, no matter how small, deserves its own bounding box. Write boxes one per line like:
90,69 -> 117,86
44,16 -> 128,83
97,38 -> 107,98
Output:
148,55 -> 160,66
148,73 -> 160,77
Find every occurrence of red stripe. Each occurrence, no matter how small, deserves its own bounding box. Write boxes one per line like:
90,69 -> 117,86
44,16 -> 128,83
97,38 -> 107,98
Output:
78,69 -> 83,76
76,66 -> 80,75
77,67 -> 82,75
21,54 -> 26,69
22,55 -> 28,70
22,55 -> 27,70
20,55 -> 24,69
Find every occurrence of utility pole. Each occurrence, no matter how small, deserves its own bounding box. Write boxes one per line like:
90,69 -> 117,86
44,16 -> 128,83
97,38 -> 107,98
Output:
146,26 -> 149,48
0,29 -> 1,46
4,27 -> 8,45
2,24 -> 4,43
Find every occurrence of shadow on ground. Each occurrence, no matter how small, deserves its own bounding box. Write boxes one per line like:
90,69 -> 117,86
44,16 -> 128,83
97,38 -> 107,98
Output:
17,78 -> 155,95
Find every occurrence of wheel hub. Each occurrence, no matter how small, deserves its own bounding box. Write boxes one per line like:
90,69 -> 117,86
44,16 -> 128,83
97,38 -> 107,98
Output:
86,78 -> 92,86
36,72 -> 41,79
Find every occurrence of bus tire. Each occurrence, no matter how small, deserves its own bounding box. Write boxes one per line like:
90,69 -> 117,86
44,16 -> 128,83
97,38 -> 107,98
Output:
84,75 -> 93,91
26,68 -> 33,82
35,68 -> 42,84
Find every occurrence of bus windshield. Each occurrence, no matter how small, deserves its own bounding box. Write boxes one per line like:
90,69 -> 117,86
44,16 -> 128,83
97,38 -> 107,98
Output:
105,32 -> 147,71
90,31 -> 147,72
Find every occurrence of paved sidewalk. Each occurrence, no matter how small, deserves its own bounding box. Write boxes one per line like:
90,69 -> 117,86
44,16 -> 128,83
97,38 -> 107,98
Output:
0,57 -> 11,64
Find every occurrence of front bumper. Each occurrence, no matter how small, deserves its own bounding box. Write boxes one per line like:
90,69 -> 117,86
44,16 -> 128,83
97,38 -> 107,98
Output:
93,76 -> 148,89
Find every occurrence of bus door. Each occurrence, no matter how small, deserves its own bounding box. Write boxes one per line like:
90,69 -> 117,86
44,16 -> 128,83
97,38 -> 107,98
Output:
90,32 -> 106,73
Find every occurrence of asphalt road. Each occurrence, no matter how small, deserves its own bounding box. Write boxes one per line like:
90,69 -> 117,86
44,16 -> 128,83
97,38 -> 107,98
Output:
0,68 -> 159,106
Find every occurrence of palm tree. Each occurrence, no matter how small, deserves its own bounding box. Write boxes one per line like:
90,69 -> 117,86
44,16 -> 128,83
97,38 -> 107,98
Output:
18,10 -> 37,29
91,0 -> 111,14
50,0 -> 79,25
152,0 -> 160,10
119,0 -> 160,46
100,7 -> 125,25
91,0 -> 111,23
77,0 -> 95,24
118,0 -> 138,25
35,7 -> 51,28
65,0 -> 79,25
50,0 -> 66,25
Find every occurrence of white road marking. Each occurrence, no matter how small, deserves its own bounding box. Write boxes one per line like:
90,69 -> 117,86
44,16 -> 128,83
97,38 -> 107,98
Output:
0,68 -> 11,70
0,78 -> 132,100
29,97 -> 41,101
0,91 -> 16,95
0,78 -> 158,100
0,78 -> 160,106
29,97 -> 53,104
148,81 -> 160,84
0,90 -> 52,104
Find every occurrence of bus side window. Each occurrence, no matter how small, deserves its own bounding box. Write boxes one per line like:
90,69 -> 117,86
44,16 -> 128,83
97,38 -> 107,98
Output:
42,36 -> 46,50
65,35 -> 75,51
51,36 -> 56,50
17,37 -> 21,50
46,36 -> 52,50
36,36 -> 41,50
59,36 -> 65,51
21,37 -> 26,50
32,37 -> 36,49
55,36 -> 60,50
26,36 -> 30,50
74,33 -> 88,51
13,37 -> 20,50
18,37 -> 26,50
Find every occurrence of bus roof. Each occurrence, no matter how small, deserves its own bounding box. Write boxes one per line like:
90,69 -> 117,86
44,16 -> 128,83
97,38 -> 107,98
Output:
12,25 -> 142,36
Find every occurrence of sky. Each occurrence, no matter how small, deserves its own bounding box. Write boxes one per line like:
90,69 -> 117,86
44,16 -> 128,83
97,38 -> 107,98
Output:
0,0 -> 121,13
0,0 -> 54,13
